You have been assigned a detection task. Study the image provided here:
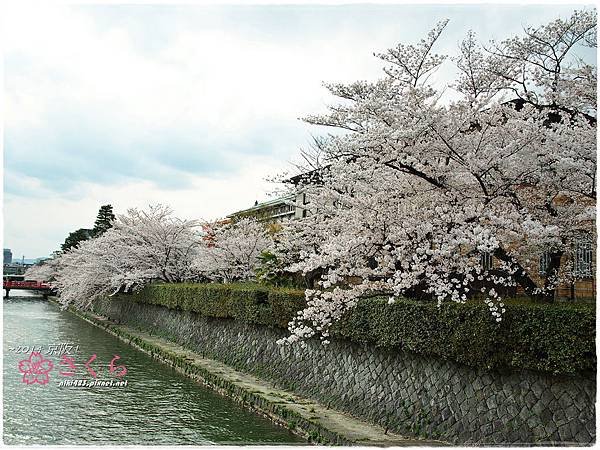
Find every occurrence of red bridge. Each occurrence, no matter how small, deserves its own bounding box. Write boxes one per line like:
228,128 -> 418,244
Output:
3,280 -> 55,298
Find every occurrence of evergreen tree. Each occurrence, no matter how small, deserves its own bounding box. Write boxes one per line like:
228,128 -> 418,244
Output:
92,205 -> 116,237
61,228 -> 94,252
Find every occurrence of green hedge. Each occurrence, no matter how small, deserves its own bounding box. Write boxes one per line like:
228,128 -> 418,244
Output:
334,297 -> 596,376
128,283 -> 306,329
122,283 -> 595,376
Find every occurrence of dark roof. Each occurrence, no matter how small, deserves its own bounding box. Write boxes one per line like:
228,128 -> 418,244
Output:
285,166 -> 329,186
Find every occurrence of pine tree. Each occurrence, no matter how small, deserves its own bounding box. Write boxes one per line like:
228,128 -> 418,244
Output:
61,228 -> 94,252
92,205 -> 116,237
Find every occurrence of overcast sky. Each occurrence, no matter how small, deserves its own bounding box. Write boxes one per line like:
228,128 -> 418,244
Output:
2,2 -> 594,259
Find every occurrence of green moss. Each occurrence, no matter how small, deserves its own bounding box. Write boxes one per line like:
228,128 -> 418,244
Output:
307,429 -> 324,443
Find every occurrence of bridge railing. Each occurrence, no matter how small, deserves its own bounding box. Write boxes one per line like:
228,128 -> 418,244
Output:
3,281 -> 52,289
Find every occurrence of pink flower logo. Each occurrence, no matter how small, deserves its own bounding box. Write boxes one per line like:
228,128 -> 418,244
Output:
18,352 -> 54,385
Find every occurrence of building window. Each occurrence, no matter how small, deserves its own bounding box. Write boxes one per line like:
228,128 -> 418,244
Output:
480,252 -> 493,270
539,251 -> 551,276
574,239 -> 593,278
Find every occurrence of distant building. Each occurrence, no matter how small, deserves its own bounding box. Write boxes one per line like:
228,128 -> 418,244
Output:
228,168 -> 324,223
228,194 -> 298,223
3,249 -> 12,265
3,264 -> 30,276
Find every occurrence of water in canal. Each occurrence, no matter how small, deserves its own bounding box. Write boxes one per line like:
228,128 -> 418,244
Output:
3,294 -> 305,445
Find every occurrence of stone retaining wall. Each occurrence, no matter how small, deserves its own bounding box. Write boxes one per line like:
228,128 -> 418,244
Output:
92,297 -> 596,444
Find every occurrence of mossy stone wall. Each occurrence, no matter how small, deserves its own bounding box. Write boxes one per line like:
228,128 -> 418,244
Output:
92,297 -> 596,444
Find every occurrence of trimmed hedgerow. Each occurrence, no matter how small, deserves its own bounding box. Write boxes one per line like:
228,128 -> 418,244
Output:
121,283 -> 595,376
127,283 -> 306,329
333,297 -> 596,376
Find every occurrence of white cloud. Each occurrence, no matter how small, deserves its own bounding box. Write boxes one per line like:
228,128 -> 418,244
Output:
3,3 -> 589,257
4,153 -> 287,258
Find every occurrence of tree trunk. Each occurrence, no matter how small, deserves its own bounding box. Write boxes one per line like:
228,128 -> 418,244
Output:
542,251 -> 563,302
304,267 -> 325,289
493,247 -> 542,301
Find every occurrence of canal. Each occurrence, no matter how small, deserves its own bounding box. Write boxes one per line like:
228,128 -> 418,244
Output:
3,295 -> 305,445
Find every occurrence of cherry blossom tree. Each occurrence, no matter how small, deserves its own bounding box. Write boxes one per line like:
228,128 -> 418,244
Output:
24,258 -> 61,282
53,205 -> 200,309
193,217 -> 273,283
279,10 -> 596,345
